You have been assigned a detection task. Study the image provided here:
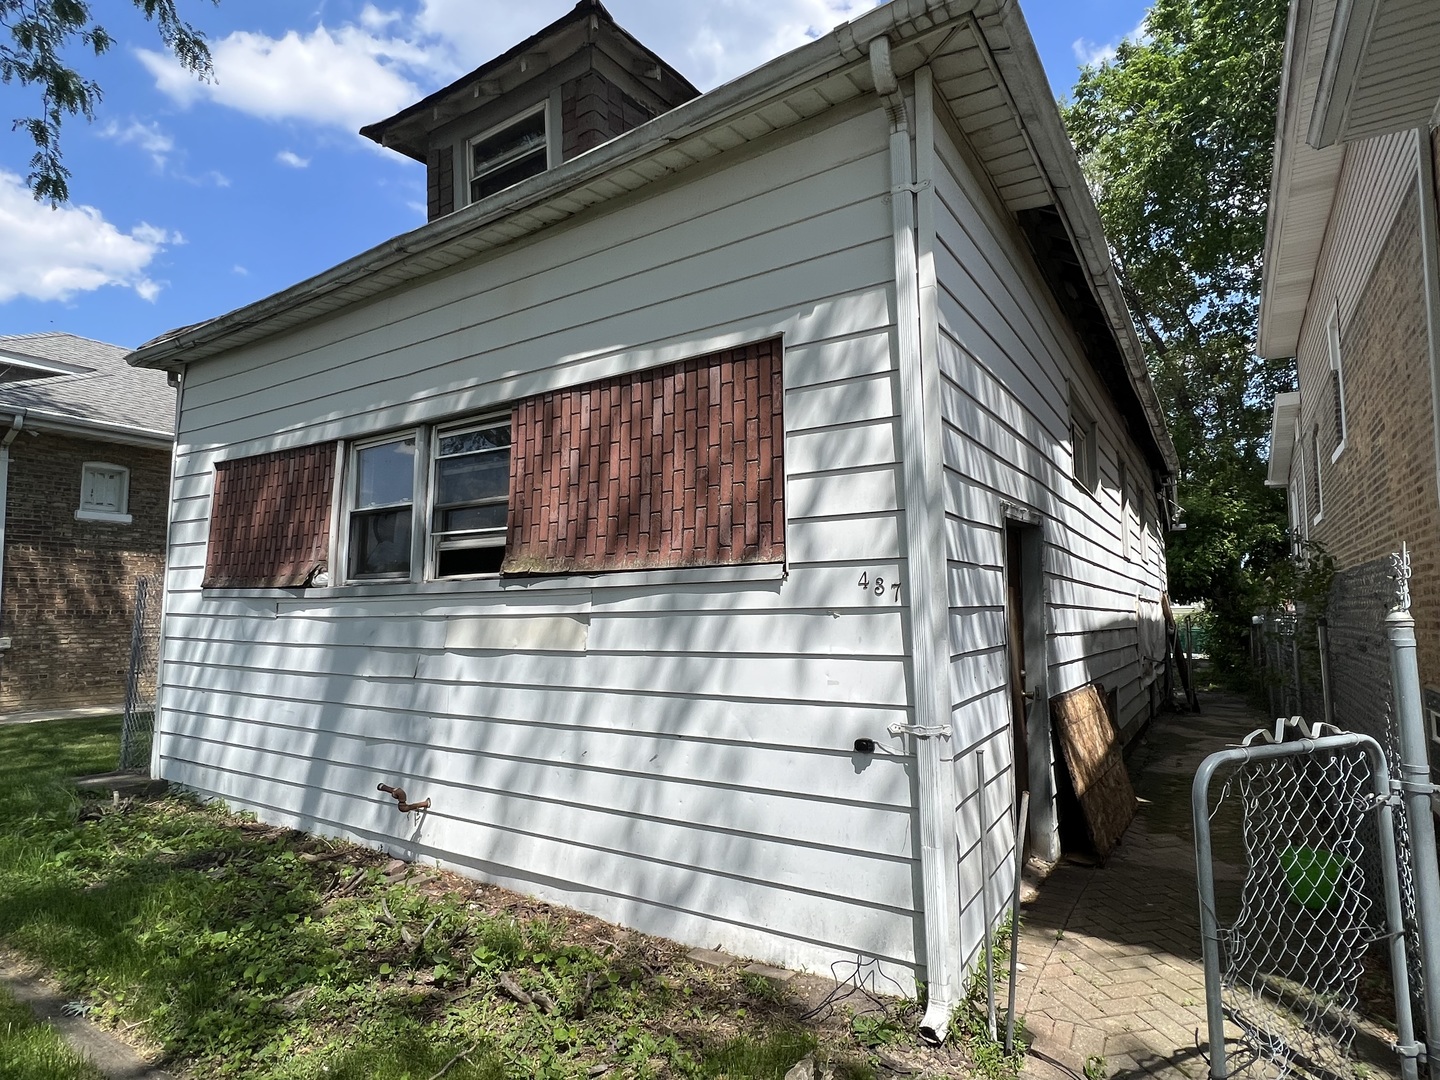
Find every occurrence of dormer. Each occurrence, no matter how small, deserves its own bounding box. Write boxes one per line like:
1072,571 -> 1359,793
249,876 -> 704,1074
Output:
360,0 -> 700,222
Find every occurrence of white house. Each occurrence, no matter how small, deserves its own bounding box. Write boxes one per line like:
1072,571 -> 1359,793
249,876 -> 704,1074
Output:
130,0 -> 1175,1042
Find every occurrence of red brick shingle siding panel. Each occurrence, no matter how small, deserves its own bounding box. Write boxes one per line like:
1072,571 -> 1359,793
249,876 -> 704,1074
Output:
505,338 -> 785,573
427,145 -> 454,221
204,443 -> 336,589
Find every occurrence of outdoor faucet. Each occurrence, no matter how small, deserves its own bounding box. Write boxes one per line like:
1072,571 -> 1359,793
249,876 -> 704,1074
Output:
377,783 -> 431,813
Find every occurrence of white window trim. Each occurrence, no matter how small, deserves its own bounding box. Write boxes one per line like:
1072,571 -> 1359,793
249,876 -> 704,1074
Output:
76,461 -> 131,524
1310,426 -> 1324,525
338,429 -> 426,585
1327,307 -> 1348,463
423,412 -> 511,582
465,102 -> 550,208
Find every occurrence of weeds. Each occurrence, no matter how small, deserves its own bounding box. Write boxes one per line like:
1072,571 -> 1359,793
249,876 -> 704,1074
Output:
0,718 -> 955,1079
949,915 -> 1026,1080
0,986 -> 105,1080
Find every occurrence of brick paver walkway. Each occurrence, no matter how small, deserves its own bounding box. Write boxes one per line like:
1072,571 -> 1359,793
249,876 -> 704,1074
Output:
1014,690 -> 1264,1080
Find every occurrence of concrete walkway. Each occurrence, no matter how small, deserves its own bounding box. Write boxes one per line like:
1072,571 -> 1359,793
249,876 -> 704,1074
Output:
1013,690 -> 1290,1080
0,705 -> 122,727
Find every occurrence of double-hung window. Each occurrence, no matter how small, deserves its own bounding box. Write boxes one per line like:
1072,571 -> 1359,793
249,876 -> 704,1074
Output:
469,107 -> 548,204
347,435 -> 419,580
430,417 -> 511,578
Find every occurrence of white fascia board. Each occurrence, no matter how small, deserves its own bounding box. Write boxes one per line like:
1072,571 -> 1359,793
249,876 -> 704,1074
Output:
1259,0 -> 1346,360
1266,391 -> 1302,486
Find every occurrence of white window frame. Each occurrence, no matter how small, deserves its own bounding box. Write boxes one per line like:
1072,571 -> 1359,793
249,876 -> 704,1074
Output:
1327,307 -> 1348,463
466,103 -> 549,207
76,461 -> 131,523
1119,461 -> 1134,562
338,413 -> 514,586
424,412 -> 512,581
1310,426 -> 1324,525
339,429 -> 426,584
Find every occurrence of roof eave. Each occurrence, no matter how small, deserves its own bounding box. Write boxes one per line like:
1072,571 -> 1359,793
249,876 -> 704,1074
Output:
1265,390 -> 1302,486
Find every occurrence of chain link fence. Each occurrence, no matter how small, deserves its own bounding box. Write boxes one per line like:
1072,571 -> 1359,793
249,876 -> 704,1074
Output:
118,575 -> 161,771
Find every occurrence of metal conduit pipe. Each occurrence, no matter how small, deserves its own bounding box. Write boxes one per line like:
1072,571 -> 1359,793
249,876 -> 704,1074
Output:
0,412 -> 26,681
870,36 -> 964,1046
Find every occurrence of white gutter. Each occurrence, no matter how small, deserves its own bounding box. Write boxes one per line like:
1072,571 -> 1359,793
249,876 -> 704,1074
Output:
1415,128 -> 1440,522
1265,391 -> 1301,487
870,38 -> 962,1046
0,412 -> 27,657
5,411 -> 173,448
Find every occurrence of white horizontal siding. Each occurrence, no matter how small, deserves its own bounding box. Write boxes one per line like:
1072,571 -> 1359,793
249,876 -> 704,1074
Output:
158,105 -> 927,984
929,117 -> 1167,931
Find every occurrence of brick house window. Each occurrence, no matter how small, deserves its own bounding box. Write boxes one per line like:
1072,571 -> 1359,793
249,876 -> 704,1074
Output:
76,462 -> 130,523
204,443 -> 336,588
1327,308 -> 1347,458
1310,426 -> 1324,523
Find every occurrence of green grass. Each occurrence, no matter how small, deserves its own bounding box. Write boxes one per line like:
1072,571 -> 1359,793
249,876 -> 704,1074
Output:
0,718 -> 920,1079
0,986 -> 105,1080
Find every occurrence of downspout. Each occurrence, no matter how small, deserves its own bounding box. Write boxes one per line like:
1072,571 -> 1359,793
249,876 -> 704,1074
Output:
152,371 -> 184,778
870,38 -> 963,1045
1416,128 -> 1440,557
0,412 -> 26,692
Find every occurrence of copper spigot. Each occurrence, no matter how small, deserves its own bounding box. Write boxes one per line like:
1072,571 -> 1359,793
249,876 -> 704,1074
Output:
377,783 -> 431,813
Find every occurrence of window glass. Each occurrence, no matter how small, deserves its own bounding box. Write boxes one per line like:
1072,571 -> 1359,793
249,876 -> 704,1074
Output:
349,511 -> 413,577
355,439 -> 415,508
348,437 -> 416,579
470,110 -> 547,203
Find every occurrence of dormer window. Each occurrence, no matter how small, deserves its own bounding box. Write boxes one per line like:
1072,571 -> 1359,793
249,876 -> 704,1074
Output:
469,107 -> 548,203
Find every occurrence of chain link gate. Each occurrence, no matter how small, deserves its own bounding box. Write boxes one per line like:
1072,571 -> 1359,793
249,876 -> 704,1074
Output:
1193,721 -> 1420,1080
118,575 -> 161,771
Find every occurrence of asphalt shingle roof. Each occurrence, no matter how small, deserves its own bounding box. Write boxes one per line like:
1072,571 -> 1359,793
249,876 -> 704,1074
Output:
0,333 -> 174,438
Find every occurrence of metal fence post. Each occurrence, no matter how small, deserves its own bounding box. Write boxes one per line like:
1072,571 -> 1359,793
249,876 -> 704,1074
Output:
1388,543 -> 1440,1062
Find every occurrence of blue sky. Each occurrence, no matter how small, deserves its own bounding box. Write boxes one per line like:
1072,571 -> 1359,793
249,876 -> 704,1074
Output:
0,0 -> 1149,350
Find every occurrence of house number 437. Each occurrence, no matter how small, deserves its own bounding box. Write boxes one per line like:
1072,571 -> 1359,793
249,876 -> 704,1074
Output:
858,572 -> 902,602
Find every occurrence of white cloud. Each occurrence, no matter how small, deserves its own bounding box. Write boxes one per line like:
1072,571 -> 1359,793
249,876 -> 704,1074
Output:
0,171 -> 175,304
233,264 -> 249,276
276,150 -> 311,168
138,24 -> 426,131
139,0 -> 887,138
1073,16 -> 1150,69
97,118 -> 175,168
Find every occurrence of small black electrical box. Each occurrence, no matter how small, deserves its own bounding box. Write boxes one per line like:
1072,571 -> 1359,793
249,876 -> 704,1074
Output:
853,738 -> 876,754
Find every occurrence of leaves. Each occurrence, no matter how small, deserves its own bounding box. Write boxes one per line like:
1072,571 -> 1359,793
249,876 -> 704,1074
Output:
1061,0 -> 1295,660
0,0 -> 217,203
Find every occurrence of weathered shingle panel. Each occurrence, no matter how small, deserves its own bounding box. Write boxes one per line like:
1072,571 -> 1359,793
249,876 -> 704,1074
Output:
204,443 -> 336,588
505,338 -> 784,573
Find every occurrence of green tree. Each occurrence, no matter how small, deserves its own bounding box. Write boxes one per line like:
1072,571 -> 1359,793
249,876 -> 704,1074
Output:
1,0 -> 215,204
1061,0 -> 1295,669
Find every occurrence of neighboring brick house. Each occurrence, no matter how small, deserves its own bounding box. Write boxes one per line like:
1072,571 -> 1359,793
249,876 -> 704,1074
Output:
0,334 -> 174,714
1262,0 -> 1440,740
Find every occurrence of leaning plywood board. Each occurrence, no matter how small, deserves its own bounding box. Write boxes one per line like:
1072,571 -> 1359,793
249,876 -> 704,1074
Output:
1051,683 -> 1137,857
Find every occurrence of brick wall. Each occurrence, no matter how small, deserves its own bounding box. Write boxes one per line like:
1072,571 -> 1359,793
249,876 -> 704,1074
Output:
1309,185 -> 1440,702
0,432 -> 169,712
505,339 -> 785,574
561,70 -> 654,160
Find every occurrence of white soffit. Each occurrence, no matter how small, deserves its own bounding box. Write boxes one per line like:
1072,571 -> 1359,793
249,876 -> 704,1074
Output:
1266,390 -> 1302,486
1309,0 -> 1440,149
1259,0 -> 1346,360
